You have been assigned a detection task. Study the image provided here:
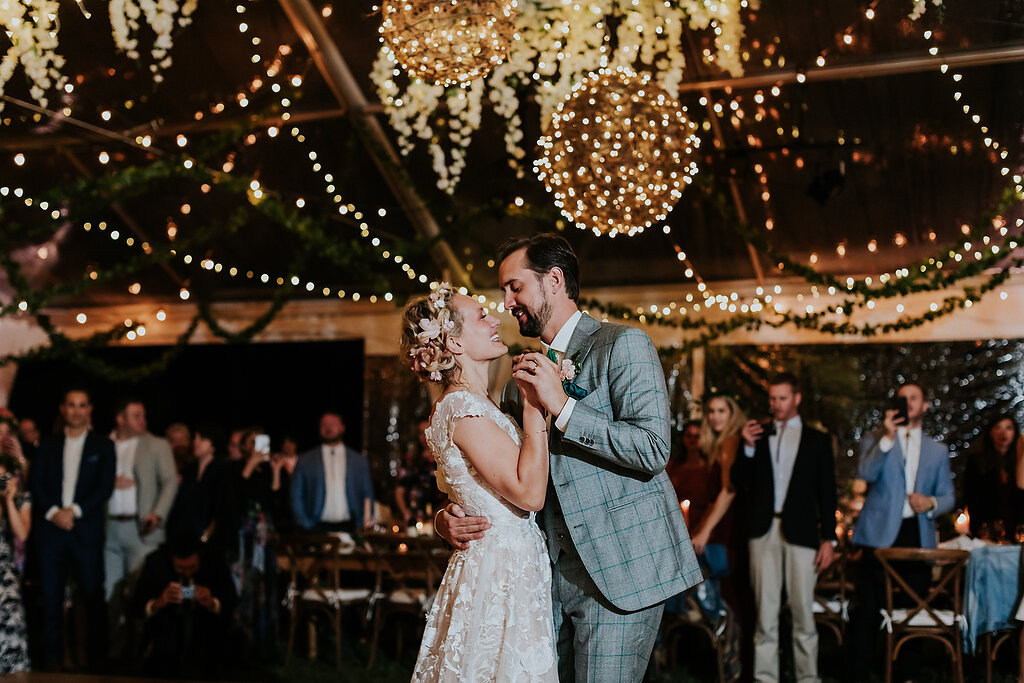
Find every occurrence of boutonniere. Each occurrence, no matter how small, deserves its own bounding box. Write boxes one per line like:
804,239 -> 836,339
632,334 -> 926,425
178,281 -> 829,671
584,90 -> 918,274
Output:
547,349 -> 587,400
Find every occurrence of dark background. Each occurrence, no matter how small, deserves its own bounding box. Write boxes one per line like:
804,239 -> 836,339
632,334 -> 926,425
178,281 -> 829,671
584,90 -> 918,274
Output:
8,339 -> 365,453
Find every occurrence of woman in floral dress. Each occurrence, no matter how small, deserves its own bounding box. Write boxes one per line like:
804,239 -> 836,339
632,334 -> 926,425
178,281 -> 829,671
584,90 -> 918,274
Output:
0,413 -> 30,673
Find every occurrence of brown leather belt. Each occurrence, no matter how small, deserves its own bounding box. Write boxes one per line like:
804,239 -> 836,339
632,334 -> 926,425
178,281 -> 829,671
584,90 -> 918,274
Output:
109,514 -> 137,522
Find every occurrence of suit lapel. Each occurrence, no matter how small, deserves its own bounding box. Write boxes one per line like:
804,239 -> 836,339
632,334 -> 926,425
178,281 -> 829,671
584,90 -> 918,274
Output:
564,313 -> 600,370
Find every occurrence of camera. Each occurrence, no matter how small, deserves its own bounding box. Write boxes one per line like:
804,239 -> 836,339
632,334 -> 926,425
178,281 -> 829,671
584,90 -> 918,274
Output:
0,473 -> 9,492
180,585 -> 195,600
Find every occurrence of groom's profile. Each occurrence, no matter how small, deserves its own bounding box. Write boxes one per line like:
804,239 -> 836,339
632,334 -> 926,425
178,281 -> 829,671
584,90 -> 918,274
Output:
436,232 -> 701,680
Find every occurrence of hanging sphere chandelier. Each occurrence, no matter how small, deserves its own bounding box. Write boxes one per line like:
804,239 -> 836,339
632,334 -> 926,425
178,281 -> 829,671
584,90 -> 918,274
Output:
534,67 -> 700,237
379,0 -> 518,87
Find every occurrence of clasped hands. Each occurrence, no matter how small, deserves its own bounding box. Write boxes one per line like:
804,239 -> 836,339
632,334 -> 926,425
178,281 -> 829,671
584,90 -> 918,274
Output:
511,350 -> 568,417
50,507 -> 76,531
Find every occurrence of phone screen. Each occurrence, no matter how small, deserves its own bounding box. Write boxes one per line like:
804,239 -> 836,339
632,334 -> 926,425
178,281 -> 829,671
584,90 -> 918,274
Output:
890,396 -> 909,424
254,434 -> 271,455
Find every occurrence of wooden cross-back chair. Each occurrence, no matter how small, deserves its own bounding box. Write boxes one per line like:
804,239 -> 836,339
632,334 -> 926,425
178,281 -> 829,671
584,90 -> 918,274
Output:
365,535 -> 448,668
875,547 -> 970,683
812,547 -> 857,645
281,533 -> 375,669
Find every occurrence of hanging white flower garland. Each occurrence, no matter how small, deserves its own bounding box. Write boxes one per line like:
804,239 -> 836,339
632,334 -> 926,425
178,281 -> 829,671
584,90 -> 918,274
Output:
371,0 -> 756,194
0,0 -> 197,111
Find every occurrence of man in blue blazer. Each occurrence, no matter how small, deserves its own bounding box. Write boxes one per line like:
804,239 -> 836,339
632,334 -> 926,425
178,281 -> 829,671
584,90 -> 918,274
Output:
850,383 -> 954,683
290,411 -> 375,532
31,388 -> 115,671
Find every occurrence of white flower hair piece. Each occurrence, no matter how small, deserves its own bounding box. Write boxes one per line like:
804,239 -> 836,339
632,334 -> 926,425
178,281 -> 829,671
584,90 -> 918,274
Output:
429,281 -> 453,310
417,318 -> 441,343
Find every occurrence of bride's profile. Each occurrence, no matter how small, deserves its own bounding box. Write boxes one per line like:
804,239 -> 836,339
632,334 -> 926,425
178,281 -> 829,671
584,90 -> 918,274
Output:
400,282 -> 556,682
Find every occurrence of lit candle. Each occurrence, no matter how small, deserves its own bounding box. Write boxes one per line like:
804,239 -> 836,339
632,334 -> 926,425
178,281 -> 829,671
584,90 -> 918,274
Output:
955,509 -> 970,536
681,499 -> 690,527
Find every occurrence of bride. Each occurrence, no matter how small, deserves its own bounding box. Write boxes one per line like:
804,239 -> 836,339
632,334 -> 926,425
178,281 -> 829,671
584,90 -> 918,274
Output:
401,283 -> 556,682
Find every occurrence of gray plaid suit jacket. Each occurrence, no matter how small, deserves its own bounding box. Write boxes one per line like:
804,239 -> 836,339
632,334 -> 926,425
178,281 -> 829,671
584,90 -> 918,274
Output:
503,313 -> 702,612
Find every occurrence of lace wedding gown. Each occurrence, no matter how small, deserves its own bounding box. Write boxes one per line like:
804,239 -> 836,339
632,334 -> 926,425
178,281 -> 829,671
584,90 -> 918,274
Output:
412,391 -> 556,682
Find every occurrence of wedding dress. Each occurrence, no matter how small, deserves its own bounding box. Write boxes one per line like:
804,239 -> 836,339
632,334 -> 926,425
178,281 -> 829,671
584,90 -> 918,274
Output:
412,391 -> 556,682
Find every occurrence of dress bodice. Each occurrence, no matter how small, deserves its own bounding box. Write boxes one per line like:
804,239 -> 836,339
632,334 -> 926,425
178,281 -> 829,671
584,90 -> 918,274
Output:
426,391 -> 534,528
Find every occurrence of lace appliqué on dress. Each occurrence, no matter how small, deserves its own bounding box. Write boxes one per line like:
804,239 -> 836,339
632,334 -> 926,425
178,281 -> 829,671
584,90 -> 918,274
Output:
412,391 -> 556,682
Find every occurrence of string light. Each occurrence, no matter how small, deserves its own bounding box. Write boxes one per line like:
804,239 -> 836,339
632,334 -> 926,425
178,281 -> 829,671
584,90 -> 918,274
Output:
535,67 -> 700,237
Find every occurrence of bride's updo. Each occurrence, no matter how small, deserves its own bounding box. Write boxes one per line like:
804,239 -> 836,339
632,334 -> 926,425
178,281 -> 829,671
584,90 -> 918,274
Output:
400,282 -> 464,385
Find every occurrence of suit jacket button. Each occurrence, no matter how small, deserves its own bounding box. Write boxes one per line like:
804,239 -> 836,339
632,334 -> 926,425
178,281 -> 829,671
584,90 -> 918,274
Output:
557,532 -> 565,540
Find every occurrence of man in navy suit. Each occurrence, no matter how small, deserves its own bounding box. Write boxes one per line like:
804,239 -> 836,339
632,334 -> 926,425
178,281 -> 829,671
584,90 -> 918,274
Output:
732,372 -> 837,683
290,411 -> 374,532
849,383 -> 954,683
31,388 -> 115,671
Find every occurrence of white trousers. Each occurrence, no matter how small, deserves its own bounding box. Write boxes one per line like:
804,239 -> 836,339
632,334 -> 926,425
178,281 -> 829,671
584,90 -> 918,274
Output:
749,517 -> 820,683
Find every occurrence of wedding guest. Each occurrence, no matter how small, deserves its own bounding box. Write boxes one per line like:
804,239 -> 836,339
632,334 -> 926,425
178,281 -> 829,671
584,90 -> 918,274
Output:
226,429 -> 244,462
849,383 -> 954,683
31,387 -> 115,671
732,372 -> 836,683
165,423 -> 192,475
0,412 -> 31,674
133,534 -> 237,679
229,427 -> 289,662
167,424 -> 225,546
105,398 -> 179,660
962,414 -> 1024,539
394,419 -> 445,526
291,412 -> 375,533
17,417 -> 40,449
665,421 -> 711,530
17,417 -> 40,461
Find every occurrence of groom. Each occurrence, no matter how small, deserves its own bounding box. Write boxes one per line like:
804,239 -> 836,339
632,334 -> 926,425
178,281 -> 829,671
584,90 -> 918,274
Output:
436,233 -> 701,680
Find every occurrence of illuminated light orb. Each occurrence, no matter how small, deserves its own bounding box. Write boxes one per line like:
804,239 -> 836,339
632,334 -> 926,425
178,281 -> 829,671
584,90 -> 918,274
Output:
379,0 -> 518,87
534,68 -> 700,237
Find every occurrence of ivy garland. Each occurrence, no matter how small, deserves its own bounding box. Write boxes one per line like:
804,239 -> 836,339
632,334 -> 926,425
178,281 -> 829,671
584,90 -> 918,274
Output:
0,134 -> 418,381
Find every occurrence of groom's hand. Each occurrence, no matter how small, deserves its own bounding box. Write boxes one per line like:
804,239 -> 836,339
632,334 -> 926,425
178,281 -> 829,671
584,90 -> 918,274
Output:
512,351 -> 568,418
435,503 -> 491,550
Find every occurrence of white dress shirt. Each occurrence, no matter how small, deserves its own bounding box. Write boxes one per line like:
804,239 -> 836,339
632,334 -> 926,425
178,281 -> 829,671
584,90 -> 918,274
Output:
109,435 -> 139,516
46,431 -> 87,521
320,444 -> 350,523
744,415 -> 803,513
546,310 -> 583,432
880,427 -> 923,518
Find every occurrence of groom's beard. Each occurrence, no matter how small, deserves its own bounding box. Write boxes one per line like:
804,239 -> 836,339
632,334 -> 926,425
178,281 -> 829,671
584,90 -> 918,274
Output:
516,298 -> 551,338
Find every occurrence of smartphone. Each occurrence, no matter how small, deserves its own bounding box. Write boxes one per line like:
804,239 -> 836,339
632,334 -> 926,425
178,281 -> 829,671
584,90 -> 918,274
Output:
890,396 -> 909,425
762,418 -> 776,438
180,585 -> 195,600
254,434 -> 271,457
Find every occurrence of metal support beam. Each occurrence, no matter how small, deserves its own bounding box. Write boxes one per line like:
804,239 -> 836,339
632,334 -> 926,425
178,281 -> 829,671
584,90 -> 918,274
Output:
679,42 -> 1024,93
277,0 -> 473,290
0,104 -> 348,151
703,90 -> 766,285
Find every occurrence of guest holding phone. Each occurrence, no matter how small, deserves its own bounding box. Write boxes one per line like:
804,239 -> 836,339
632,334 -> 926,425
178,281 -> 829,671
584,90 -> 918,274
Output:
229,427 -> 288,663
848,383 -> 954,683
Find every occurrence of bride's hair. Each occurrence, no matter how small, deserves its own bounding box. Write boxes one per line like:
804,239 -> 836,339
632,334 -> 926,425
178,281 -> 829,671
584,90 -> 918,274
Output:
400,283 -> 464,386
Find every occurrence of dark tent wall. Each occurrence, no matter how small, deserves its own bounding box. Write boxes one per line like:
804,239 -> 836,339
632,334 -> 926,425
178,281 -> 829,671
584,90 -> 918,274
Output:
8,339 -> 365,454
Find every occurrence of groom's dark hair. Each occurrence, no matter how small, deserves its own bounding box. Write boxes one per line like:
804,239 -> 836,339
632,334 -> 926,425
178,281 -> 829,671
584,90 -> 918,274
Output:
498,233 -> 580,302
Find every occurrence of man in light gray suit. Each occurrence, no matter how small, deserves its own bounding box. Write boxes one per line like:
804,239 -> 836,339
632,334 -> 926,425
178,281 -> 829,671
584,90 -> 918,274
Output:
437,233 -> 701,680
105,398 -> 178,658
